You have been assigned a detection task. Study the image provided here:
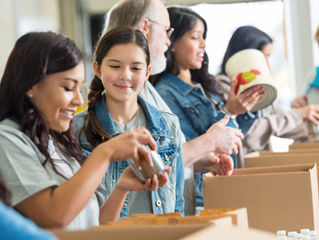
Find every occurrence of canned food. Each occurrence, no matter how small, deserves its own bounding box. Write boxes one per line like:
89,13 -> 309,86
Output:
127,145 -> 166,182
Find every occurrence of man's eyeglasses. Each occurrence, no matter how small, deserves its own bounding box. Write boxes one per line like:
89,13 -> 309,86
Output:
147,19 -> 174,38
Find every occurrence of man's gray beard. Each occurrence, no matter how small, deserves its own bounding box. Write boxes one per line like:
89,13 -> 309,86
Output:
150,55 -> 167,75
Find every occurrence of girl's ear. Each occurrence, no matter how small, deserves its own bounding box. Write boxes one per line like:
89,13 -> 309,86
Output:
92,61 -> 101,79
145,64 -> 152,80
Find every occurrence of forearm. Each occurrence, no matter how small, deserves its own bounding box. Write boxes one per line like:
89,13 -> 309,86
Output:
182,132 -> 214,167
16,146 -> 112,228
99,185 -> 128,224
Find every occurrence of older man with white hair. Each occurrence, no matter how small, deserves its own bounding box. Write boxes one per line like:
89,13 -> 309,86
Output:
103,0 -> 243,215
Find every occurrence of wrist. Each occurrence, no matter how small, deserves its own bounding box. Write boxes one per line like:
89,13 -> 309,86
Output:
224,106 -> 237,117
115,182 -> 129,196
97,143 -> 114,161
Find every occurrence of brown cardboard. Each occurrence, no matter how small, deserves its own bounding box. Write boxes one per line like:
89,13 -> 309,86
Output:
289,142 -> 319,151
180,225 -> 278,240
101,210 -> 236,226
199,208 -> 248,228
245,153 -> 319,169
52,224 -> 209,240
203,164 -> 319,233
247,151 -> 319,158
52,224 -> 278,240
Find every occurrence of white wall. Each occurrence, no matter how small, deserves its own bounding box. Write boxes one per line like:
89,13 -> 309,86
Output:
0,1 -> 16,76
0,0 -> 60,76
0,0 -> 318,95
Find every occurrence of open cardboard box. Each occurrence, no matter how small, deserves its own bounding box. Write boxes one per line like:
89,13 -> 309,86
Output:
289,142 -> 319,151
245,152 -> 319,169
52,224 -> 277,240
199,208 -> 248,228
245,151 -> 319,159
203,163 -> 319,233
99,208 -> 247,227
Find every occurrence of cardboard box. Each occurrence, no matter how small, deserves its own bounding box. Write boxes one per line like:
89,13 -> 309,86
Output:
52,224 -> 278,240
180,225 -> 278,240
289,142 -> 319,151
199,208 -> 248,228
245,153 -> 319,169
101,209 -> 244,227
52,224 -> 208,240
203,164 -> 319,233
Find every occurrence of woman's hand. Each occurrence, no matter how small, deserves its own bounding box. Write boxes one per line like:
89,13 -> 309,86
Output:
116,166 -> 172,192
225,79 -> 264,116
296,104 -> 319,125
291,94 -> 308,108
96,127 -> 157,169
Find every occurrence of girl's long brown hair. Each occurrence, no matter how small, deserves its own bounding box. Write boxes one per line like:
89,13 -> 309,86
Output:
82,26 -> 150,148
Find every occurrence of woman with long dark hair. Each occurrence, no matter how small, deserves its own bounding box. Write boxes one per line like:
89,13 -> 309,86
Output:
217,25 -> 319,161
0,31 -> 160,230
152,7 -> 263,207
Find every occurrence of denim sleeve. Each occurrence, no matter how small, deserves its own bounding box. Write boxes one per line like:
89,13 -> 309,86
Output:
236,111 -> 259,136
174,134 -> 185,216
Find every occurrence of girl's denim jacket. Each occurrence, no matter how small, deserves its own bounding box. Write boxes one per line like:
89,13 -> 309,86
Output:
155,73 -> 257,206
73,96 -> 184,217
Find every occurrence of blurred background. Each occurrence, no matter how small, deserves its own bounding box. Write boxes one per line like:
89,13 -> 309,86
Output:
0,0 -> 318,109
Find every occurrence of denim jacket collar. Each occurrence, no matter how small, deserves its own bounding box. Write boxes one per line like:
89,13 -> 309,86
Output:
161,73 -> 199,97
95,95 -> 173,141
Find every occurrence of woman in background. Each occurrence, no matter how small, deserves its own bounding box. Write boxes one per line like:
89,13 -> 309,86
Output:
217,25 -> 319,163
152,7 -> 263,207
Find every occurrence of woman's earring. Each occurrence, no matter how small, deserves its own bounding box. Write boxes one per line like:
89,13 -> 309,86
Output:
28,93 -> 33,98
171,48 -> 175,52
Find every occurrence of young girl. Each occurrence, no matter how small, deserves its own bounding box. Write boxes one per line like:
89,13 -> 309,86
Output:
0,31 -> 161,230
74,26 -> 184,217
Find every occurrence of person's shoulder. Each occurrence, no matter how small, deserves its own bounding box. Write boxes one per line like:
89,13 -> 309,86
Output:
0,119 -> 25,139
73,109 -> 88,129
157,110 -> 180,132
154,73 -> 174,86
215,73 -> 230,83
142,98 -> 179,127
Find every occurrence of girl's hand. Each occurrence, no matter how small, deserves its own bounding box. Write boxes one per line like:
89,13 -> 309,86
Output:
96,127 -> 157,169
116,166 -> 171,192
225,79 -> 264,116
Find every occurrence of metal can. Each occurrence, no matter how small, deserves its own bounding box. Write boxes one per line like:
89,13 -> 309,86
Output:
127,145 -> 166,182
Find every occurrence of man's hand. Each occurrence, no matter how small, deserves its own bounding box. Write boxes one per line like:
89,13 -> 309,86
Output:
194,152 -> 233,176
206,116 -> 243,155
